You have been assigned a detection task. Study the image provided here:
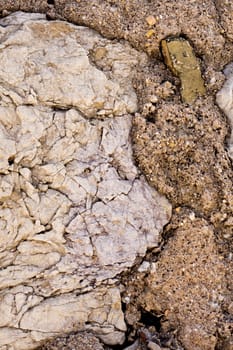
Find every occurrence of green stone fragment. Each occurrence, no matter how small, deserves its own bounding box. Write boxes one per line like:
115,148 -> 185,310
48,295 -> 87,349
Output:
161,37 -> 206,103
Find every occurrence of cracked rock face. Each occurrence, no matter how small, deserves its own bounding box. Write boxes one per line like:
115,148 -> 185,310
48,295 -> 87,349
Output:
0,12 -> 171,349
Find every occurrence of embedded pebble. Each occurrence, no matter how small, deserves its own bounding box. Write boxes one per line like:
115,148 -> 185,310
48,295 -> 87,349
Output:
161,37 -> 206,103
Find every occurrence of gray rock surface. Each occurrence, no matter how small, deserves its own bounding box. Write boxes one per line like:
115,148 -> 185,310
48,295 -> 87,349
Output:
0,12 -> 171,349
216,62 -> 233,160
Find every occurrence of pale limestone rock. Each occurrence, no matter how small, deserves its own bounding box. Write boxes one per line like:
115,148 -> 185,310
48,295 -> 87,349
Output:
216,62 -> 233,160
0,125 -> 16,172
0,12 -> 140,118
0,12 -> 172,349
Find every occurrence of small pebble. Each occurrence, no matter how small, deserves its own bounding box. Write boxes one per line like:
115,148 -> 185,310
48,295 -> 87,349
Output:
149,95 -> 158,103
146,15 -> 156,26
147,341 -> 161,350
138,261 -> 150,272
145,29 -> 155,38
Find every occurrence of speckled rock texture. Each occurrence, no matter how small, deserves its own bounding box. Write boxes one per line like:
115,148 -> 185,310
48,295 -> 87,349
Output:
0,2 -> 233,350
38,332 -> 105,350
0,12 -> 172,350
140,213 -> 227,350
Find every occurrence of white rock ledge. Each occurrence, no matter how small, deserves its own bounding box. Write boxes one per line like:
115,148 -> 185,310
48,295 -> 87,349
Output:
0,12 -> 171,349
216,62 -> 233,160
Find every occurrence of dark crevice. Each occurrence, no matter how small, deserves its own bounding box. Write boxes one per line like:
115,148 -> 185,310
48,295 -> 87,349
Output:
140,310 -> 162,332
8,156 -> 15,165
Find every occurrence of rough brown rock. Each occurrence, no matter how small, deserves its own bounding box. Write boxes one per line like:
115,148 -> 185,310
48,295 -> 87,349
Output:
215,0 -> 233,42
132,98 -> 232,218
39,332 -> 105,350
140,213 -> 227,350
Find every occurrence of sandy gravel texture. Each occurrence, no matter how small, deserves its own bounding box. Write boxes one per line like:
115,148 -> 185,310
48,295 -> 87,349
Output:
140,213 -> 227,350
0,1 -> 232,350
39,332 -> 105,350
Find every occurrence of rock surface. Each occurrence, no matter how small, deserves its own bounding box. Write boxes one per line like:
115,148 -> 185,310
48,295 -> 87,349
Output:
0,12 -> 171,350
0,2 -> 233,350
39,332 -> 105,350
132,99 -> 232,218
216,62 -> 233,160
140,213 -> 226,350
0,0 -> 230,67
